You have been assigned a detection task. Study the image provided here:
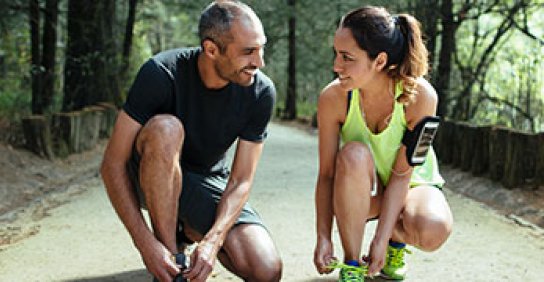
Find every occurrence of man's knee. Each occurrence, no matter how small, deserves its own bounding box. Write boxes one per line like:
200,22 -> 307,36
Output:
245,255 -> 282,282
136,114 -> 185,155
224,225 -> 282,281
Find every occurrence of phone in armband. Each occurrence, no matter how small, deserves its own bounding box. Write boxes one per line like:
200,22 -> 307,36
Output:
402,116 -> 440,166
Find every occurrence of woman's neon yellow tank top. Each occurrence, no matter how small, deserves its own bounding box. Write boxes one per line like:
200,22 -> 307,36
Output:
340,82 -> 444,187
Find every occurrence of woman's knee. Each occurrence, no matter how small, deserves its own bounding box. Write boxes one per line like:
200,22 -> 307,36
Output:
136,114 -> 185,155
409,214 -> 452,251
335,142 -> 373,174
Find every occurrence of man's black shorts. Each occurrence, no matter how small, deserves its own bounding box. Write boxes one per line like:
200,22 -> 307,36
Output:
127,147 -> 264,236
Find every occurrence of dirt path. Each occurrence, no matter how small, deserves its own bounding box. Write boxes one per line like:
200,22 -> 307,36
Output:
0,122 -> 543,281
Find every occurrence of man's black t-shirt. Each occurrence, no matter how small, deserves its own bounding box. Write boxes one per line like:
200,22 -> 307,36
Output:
123,47 -> 276,176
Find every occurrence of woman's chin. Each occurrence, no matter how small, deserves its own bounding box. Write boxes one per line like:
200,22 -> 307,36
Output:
338,79 -> 352,90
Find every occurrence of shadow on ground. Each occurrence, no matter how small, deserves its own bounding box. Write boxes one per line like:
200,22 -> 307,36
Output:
63,269 -> 391,282
62,269 -> 151,282
302,276 -> 388,282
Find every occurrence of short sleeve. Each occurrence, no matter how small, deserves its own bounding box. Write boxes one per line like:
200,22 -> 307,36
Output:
239,85 -> 276,142
123,59 -> 173,125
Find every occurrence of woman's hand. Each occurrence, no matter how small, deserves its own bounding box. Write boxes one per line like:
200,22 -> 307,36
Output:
367,236 -> 388,277
314,237 -> 336,274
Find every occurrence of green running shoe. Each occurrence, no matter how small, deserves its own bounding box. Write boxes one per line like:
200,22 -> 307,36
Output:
327,260 -> 367,282
381,245 -> 412,280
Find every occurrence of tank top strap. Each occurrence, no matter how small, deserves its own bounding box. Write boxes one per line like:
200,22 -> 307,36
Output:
394,80 -> 403,99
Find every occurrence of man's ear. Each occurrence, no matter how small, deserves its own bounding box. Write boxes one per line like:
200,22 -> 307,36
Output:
202,39 -> 219,58
374,52 -> 388,71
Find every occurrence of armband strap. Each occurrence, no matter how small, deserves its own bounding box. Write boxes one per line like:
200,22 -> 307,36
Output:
402,116 -> 440,166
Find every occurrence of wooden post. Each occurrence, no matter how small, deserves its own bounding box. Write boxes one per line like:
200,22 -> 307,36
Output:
536,133 -> 544,187
96,102 -> 118,138
21,115 -> 55,159
451,122 -> 467,168
460,123 -> 476,171
522,133 -> 539,188
52,111 -> 81,154
502,131 -> 538,189
435,120 -> 455,164
80,106 -> 103,150
470,126 -> 490,176
488,126 -> 509,182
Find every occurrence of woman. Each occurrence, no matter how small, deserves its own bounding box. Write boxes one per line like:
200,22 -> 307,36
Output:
313,6 -> 453,282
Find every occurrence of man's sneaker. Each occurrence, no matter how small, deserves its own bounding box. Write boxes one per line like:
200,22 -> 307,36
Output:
327,260 -> 367,282
381,244 -> 411,280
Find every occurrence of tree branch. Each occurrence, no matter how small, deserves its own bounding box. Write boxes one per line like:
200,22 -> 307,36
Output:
479,92 -> 534,122
512,20 -> 544,45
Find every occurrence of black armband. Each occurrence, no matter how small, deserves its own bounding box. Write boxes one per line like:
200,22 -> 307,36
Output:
402,116 -> 440,166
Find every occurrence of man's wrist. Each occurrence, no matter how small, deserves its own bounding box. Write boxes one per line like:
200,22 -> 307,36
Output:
132,227 -> 156,252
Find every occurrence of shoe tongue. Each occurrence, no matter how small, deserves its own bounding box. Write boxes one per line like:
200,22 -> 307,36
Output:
345,260 -> 359,267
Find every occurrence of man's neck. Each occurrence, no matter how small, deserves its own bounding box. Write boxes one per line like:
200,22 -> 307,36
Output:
197,53 -> 229,90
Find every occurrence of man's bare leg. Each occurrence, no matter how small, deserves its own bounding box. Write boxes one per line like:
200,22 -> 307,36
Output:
137,114 -> 185,253
183,223 -> 282,281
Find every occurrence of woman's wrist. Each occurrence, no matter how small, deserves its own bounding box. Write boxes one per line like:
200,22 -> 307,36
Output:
316,232 -> 332,242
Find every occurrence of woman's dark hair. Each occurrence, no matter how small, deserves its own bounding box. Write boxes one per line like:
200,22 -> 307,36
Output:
339,6 -> 428,104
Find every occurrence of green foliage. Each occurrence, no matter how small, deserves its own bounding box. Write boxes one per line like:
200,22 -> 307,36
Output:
450,0 -> 544,131
0,7 -> 32,121
0,0 -> 542,131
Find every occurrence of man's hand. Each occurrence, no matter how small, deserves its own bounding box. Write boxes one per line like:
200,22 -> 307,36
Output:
139,237 -> 180,282
314,237 -> 336,274
183,241 -> 218,282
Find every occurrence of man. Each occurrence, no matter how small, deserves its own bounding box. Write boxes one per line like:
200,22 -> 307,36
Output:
100,1 -> 282,281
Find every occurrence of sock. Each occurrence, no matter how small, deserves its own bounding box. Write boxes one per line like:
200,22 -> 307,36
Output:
389,240 -> 406,249
345,259 -> 360,267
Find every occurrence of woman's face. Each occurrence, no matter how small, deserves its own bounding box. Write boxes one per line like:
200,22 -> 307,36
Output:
333,27 -> 376,90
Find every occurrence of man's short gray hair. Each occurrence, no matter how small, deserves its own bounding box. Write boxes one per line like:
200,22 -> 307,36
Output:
198,1 -> 256,52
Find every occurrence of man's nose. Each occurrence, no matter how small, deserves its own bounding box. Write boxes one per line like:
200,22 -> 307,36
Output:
253,48 -> 265,68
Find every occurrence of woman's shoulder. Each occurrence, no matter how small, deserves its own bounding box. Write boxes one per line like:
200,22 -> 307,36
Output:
318,79 -> 348,120
319,79 -> 346,102
414,77 -> 438,105
405,77 -> 438,125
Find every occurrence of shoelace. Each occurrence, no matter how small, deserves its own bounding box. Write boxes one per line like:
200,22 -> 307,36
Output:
388,247 -> 412,267
327,260 -> 368,281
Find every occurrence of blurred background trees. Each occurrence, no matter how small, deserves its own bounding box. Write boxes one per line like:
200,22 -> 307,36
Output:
0,0 -> 542,137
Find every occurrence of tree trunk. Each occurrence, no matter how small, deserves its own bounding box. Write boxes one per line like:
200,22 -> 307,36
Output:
64,0 -> 93,111
22,115 -> 55,159
435,0 -> 455,118
120,0 -> 138,104
102,0 -> 121,105
413,0 -> 439,75
63,1 -> 118,111
30,0 -> 42,114
284,0 -> 297,120
122,0 -> 137,70
41,0 -> 58,114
